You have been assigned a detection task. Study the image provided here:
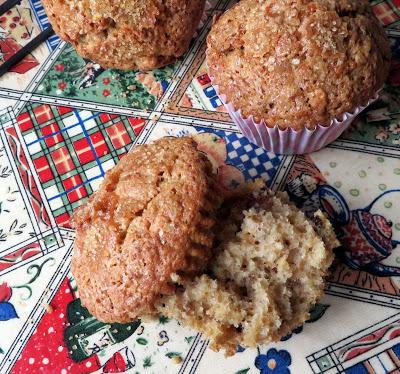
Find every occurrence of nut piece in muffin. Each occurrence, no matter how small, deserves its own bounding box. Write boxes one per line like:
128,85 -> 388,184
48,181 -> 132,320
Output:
157,181 -> 339,355
206,0 -> 391,130
42,0 -> 206,70
71,137 -> 223,323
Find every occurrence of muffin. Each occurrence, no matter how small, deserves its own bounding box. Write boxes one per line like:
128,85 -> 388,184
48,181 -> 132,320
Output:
71,137 -> 222,322
157,181 -> 339,355
206,0 -> 391,154
42,0 -> 206,70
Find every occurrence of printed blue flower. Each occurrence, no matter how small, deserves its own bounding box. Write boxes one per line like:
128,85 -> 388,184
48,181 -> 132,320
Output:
255,348 -> 292,374
280,325 -> 303,341
236,345 -> 246,353
0,302 -> 18,321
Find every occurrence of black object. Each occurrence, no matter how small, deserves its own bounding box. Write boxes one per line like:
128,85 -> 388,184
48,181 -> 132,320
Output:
0,26 -> 54,78
0,0 -> 21,17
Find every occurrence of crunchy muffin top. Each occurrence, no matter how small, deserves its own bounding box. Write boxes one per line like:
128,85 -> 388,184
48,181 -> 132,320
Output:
71,137 -> 222,322
42,0 -> 205,70
207,0 -> 391,130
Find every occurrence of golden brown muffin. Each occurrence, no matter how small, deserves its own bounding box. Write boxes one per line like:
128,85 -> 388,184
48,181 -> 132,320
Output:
71,137 -> 222,322
42,0 -> 206,70
207,0 -> 391,130
157,181 -> 339,355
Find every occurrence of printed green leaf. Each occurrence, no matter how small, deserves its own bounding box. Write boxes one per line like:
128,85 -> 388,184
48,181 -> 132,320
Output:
10,219 -> 17,231
185,336 -> 195,344
307,303 -> 330,323
0,347 -> 4,354
143,356 -> 153,368
136,337 -> 148,345
235,369 -> 250,374
165,352 -> 181,358
159,315 -> 170,324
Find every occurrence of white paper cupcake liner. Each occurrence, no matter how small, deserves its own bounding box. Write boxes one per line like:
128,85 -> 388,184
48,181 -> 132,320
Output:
215,86 -> 380,154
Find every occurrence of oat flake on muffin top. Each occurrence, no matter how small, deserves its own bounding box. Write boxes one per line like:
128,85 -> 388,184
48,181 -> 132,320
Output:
206,0 -> 391,130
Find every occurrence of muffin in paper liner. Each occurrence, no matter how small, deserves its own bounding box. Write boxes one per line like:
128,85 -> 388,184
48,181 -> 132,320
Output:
205,0 -> 389,155
215,85 -> 380,155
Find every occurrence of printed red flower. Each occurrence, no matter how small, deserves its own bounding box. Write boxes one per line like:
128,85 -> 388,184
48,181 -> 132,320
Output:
102,89 -> 111,97
0,282 -> 12,302
55,64 -> 65,72
12,16 -> 20,22
102,77 -> 111,85
9,23 -> 16,29
58,82 -> 67,90
0,17 -> 6,23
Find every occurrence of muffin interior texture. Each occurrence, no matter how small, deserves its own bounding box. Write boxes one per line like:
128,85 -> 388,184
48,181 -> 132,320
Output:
42,0 -> 206,70
71,137 -> 222,323
157,182 -> 339,355
206,0 -> 391,130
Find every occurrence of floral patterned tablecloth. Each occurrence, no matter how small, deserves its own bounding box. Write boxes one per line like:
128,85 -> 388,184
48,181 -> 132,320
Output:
1,0 -> 400,373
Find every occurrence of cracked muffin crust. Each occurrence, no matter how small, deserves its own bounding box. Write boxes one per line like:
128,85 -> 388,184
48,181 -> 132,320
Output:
42,0 -> 206,70
157,181 -> 339,355
206,0 -> 391,130
71,137 -> 222,323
